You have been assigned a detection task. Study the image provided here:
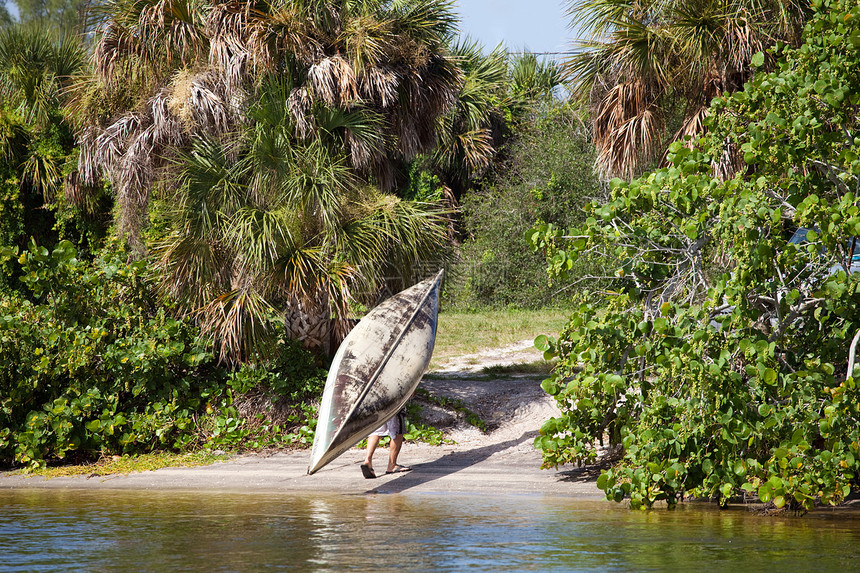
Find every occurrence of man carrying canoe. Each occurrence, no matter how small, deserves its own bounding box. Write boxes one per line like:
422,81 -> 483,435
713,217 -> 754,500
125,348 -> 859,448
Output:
360,408 -> 412,479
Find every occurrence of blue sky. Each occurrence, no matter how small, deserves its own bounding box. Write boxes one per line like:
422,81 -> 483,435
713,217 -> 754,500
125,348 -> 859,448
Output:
453,0 -> 574,57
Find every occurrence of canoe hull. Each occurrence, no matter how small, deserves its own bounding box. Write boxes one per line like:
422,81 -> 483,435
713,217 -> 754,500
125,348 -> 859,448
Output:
308,271 -> 442,475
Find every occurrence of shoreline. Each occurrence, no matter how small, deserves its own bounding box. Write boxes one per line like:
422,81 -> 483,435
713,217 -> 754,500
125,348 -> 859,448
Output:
0,442 -> 605,499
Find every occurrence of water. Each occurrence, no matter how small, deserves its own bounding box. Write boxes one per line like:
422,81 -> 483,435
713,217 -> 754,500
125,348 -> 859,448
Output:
2,489 -> 859,572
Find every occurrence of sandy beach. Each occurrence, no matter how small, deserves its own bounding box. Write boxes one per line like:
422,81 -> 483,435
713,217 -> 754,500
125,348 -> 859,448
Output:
0,341 -> 605,499
0,443 -> 603,498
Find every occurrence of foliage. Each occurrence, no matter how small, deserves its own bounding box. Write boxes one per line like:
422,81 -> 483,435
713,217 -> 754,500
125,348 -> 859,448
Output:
430,42 -> 562,197
431,38 -> 509,196
0,25 -> 104,264
0,240 -> 217,467
72,0 -> 460,361
564,0 -> 808,179
75,0 -> 461,232
0,4 -> 11,27
448,101 -> 602,309
403,401 -> 452,445
0,240 -> 329,467
415,387 -> 486,432
358,401 -> 452,447
6,0 -> 84,32
532,0 -> 860,510
200,338 -> 327,448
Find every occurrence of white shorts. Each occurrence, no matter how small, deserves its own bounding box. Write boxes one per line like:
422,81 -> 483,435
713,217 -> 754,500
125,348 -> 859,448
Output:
371,410 -> 407,438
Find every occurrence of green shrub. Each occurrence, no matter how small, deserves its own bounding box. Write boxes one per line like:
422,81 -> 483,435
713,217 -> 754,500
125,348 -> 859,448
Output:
0,240 -> 217,467
532,0 -> 860,510
0,240 -> 330,467
447,102 -> 603,309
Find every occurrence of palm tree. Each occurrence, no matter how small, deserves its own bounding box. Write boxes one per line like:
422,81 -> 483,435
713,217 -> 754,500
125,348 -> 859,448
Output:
0,25 -> 86,248
71,0 -> 460,360
155,77 -> 449,360
431,39 -> 507,195
508,51 -> 561,110
431,40 -> 562,197
564,0 -> 808,179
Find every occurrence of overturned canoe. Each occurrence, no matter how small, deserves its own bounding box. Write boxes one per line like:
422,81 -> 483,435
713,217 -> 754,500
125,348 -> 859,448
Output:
307,270 -> 443,475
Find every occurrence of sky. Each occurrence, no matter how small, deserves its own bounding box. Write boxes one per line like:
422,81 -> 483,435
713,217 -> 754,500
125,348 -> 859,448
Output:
453,0 -> 574,58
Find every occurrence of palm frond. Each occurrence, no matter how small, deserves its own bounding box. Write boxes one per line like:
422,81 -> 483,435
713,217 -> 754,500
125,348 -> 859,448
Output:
509,52 -> 562,103
153,230 -> 235,307
197,287 -> 276,364
313,105 -> 386,171
357,64 -> 399,107
339,11 -> 392,73
307,54 -> 359,106
21,147 -> 62,197
565,0 -> 808,178
566,0 -> 637,39
596,107 -> 663,179
281,139 -> 353,232
389,0 -> 459,46
224,206 -> 299,270
174,135 -> 249,233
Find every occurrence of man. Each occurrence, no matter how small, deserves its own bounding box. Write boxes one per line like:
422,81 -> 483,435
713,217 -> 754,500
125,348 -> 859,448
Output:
360,408 -> 412,479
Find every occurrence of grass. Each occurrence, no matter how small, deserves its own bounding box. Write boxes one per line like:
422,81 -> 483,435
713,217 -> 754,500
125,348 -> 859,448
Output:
432,308 -> 571,363
16,451 -> 230,479
480,360 -> 556,376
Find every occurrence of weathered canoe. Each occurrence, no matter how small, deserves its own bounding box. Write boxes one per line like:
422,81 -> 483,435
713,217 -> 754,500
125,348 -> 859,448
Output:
307,270 -> 443,475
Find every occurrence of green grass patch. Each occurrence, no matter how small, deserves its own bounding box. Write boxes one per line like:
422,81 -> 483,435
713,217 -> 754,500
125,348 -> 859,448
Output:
17,451 -> 230,479
480,360 -> 556,377
432,308 -> 571,363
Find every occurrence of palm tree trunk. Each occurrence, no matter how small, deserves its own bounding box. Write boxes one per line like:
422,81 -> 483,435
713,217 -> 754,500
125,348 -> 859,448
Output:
284,298 -> 333,357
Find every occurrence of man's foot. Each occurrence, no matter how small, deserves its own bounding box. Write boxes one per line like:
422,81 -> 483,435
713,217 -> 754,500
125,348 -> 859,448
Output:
385,465 -> 411,474
360,464 -> 376,479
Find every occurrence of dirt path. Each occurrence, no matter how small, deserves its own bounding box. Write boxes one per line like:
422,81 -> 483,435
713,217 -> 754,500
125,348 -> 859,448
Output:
417,340 -> 561,454
0,341 -> 604,497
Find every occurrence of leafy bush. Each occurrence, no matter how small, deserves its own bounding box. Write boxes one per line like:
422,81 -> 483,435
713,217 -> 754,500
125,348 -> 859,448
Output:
0,240 -> 217,467
447,102 -> 603,309
201,339 -> 328,449
0,241 -> 329,467
532,0 -> 860,510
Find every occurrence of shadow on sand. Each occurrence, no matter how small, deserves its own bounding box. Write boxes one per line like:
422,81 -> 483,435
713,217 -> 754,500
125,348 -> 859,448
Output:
363,431 -> 534,494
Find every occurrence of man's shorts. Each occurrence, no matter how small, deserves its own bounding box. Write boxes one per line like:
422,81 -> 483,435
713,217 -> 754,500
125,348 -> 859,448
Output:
371,409 -> 407,438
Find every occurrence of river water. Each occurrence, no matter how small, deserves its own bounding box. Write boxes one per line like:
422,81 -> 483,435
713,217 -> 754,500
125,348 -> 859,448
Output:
2,489 -> 859,572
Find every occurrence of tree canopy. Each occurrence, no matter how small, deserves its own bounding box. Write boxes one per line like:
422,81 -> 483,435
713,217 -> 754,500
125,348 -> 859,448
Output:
68,0 -> 462,361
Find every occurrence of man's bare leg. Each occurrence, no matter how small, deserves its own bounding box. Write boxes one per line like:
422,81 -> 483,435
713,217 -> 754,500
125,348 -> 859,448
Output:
364,434 -> 381,471
387,434 -> 405,472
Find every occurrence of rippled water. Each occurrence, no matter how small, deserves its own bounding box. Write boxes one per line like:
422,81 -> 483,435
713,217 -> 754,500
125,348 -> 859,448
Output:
2,489 -> 860,572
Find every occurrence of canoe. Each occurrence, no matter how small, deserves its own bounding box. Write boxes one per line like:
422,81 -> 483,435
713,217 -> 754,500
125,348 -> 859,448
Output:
307,270 -> 443,475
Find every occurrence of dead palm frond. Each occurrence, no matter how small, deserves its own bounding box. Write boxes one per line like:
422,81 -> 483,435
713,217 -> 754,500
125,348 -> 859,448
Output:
596,108 -> 662,179
198,287 -> 276,364
307,54 -> 359,106
564,0 -> 809,179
